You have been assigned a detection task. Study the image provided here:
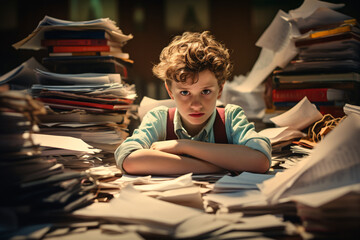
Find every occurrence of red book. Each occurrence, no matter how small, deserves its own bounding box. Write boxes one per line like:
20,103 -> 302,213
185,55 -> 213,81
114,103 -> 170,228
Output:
41,39 -> 108,46
49,45 -> 111,53
272,88 -> 346,102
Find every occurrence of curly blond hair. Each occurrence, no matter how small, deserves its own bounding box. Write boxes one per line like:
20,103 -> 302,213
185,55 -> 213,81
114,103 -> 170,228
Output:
152,31 -> 233,86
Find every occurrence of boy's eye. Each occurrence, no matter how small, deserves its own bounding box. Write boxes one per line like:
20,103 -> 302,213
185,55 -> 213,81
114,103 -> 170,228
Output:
180,91 -> 190,96
202,89 -> 211,95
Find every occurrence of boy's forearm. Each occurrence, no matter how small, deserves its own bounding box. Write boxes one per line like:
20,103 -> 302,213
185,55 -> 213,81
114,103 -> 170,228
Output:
178,140 -> 269,173
123,149 -> 225,175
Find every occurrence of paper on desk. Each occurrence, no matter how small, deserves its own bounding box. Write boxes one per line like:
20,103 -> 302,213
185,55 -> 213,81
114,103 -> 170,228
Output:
290,183 -> 360,208
260,114 -> 360,204
259,126 -> 306,144
344,103 -> 360,117
270,97 -> 323,130
133,173 -> 194,192
74,184 -> 203,226
204,189 -> 268,209
213,172 -> 274,192
144,186 -> 204,209
29,133 -> 101,154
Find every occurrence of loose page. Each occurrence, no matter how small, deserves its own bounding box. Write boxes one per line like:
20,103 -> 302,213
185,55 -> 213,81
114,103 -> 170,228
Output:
73,185 -> 203,226
269,97 -> 323,130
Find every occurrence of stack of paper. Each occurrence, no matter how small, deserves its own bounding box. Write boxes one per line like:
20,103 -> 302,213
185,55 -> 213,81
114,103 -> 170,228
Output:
28,69 -> 136,166
260,113 -> 360,236
0,91 -> 96,227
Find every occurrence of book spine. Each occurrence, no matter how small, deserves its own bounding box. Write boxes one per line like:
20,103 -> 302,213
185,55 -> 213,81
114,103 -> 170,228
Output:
49,45 -> 111,53
37,97 -> 119,110
41,39 -> 108,46
310,25 -> 351,39
295,32 -> 359,47
272,88 -> 331,102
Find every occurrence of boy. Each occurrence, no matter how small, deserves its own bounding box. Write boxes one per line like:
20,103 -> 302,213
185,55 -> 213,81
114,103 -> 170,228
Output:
115,31 -> 271,175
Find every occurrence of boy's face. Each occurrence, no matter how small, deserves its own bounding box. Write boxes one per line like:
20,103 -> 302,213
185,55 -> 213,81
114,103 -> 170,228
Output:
166,69 -> 224,136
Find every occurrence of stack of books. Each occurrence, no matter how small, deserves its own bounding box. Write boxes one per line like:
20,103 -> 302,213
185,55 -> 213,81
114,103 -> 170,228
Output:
11,16 -> 136,166
271,18 -> 360,117
13,16 -> 134,81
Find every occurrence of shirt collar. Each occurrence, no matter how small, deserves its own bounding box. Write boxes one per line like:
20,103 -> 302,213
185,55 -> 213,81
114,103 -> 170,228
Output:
173,108 -> 217,139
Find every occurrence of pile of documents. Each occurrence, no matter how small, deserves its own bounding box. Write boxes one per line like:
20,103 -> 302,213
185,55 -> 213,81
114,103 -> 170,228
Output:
0,91 -> 97,232
260,113 -> 360,237
29,69 -> 136,167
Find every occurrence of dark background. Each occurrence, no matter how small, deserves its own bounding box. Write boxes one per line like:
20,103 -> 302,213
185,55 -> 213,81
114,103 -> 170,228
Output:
0,0 -> 359,102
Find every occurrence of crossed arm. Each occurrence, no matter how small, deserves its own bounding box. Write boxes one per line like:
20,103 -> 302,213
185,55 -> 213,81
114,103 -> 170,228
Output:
122,139 -> 269,175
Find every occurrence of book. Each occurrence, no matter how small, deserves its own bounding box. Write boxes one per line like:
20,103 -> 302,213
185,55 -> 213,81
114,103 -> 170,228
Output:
273,72 -> 360,84
295,32 -> 360,48
49,45 -> 114,53
41,38 -> 108,46
49,51 -> 130,60
275,59 -> 360,75
44,29 -> 110,40
272,88 -> 346,102
309,24 -> 360,39
299,18 -> 357,34
42,56 -> 131,77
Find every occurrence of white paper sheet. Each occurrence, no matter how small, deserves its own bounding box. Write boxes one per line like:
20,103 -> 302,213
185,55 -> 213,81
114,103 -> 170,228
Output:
269,97 -> 323,130
29,133 -> 101,154
259,127 -> 306,144
133,173 -> 194,192
74,185 -> 203,226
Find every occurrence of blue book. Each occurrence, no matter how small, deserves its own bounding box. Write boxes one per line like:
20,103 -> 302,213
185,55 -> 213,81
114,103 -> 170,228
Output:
44,29 -> 108,39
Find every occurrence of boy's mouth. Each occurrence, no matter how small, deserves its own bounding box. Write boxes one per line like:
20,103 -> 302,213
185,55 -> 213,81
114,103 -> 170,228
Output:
189,113 -> 205,118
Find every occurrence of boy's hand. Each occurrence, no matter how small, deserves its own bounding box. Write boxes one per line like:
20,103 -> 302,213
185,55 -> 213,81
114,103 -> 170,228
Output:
150,139 -> 188,155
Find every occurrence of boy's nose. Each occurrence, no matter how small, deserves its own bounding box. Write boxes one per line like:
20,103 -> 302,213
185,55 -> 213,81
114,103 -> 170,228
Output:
190,96 -> 202,110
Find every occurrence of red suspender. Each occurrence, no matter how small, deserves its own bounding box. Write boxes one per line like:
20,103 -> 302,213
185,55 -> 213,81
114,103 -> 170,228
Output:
166,107 -> 177,140
166,107 -> 228,143
214,107 -> 228,143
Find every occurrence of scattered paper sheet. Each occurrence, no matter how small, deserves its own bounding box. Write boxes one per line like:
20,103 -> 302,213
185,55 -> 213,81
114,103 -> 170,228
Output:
259,126 -> 306,144
290,183 -> 360,208
213,172 -> 275,192
29,133 -> 101,154
269,97 -> 323,130
74,184 -> 203,226
133,173 -> 194,192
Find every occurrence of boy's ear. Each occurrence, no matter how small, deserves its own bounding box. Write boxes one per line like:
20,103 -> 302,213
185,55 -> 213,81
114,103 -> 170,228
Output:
165,82 -> 174,100
217,83 -> 225,99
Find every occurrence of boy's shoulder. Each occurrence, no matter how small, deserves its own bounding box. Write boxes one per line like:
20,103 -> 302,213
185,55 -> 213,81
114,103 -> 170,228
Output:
224,103 -> 244,113
143,105 -> 170,119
